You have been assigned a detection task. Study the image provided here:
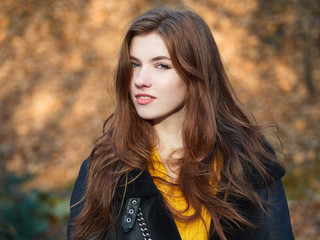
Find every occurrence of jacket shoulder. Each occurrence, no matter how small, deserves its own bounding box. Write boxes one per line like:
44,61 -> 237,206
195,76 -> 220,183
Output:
67,159 -> 89,239
244,143 -> 285,188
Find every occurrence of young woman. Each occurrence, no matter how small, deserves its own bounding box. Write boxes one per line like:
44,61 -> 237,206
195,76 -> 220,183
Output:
67,7 -> 294,240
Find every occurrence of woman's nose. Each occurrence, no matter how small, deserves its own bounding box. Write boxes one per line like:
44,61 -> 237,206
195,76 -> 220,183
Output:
134,67 -> 152,88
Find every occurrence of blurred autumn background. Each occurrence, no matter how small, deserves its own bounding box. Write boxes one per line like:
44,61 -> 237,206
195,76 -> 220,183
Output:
0,0 -> 319,239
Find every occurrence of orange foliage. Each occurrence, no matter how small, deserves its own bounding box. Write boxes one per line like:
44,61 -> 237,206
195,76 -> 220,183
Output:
0,0 -> 319,239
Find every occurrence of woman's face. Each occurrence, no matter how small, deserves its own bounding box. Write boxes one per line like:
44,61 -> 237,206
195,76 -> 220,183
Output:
129,32 -> 187,124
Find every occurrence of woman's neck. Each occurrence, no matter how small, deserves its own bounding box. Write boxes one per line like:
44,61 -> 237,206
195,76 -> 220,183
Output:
152,109 -> 185,182
154,123 -> 183,158
152,108 -> 184,153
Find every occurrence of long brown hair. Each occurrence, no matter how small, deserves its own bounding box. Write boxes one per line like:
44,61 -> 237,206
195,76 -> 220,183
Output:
71,7 -> 283,240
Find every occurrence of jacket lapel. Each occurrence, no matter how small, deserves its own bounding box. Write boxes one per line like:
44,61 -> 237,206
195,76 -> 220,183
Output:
116,169 -> 182,240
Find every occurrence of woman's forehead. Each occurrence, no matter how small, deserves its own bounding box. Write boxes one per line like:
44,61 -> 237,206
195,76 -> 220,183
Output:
129,33 -> 171,60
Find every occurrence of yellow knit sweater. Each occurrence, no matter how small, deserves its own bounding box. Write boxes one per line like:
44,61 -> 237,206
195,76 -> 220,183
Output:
148,150 -> 211,240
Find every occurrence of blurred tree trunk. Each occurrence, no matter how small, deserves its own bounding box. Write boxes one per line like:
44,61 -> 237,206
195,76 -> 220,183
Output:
298,0 -> 317,99
304,17 -> 315,98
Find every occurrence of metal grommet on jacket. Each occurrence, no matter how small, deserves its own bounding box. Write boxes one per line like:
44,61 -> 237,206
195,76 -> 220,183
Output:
121,197 -> 142,233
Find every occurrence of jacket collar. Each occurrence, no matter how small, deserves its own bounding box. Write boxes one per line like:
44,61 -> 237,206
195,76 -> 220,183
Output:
115,169 -> 160,200
115,155 -> 286,199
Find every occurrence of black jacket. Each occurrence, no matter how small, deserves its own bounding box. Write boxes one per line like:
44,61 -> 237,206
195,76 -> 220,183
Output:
68,159 -> 294,240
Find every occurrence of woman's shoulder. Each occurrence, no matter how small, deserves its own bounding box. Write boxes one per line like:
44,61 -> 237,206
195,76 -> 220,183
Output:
244,143 -> 286,189
70,159 -> 89,203
245,160 -> 285,189
79,159 -> 89,175
67,159 -> 90,238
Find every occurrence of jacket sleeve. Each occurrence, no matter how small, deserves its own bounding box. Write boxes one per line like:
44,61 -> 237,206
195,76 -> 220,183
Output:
262,179 -> 295,240
67,159 -> 88,240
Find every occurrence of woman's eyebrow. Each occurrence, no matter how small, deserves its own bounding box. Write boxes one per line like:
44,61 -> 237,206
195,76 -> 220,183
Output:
129,55 -> 171,62
129,56 -> 140,61
151,56 -> 171,61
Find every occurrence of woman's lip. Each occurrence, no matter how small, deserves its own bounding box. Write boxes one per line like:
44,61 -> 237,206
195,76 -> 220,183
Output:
135,93 -> 155,98
135,93 -> 156,105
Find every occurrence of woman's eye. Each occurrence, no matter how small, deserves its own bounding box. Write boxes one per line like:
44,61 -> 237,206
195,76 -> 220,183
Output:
156,64 -> 170,70
131,62 -> 140,68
